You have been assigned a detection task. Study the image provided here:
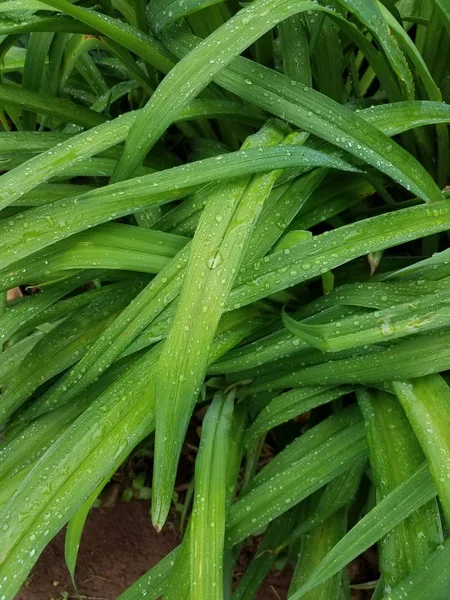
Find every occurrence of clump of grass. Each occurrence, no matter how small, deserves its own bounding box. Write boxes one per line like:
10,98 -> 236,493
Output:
0,1 -> 449,599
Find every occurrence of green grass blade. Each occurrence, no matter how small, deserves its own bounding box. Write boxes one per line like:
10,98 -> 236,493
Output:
65,477 -> 107,589
111,0 -> 322,181
117,548 -> 179,600
152,121 -> 292,528
244,167 -> 327,263
226,419 -> 367,545
246,329 -> 450,394
167,29 -> 444,202
0,271 -> 97,343
0,332 -> 44,388
0,82 -> 105,129
282,284 -> 450,353
40,0 -> 173,73
289,463 -> 437,599
393,374 -> 450,524
243,385 -> 354,449
0,98 -> 263,210
358,388 -> 442,590
18,253 -> 187,419
190,391 -> 234,599
279,462 -> 366,553
279,14 -> 311,86
230,200 -> 450,309
0,144 -> 356,269
0,224 -> 187,290
336,0 -> 414,99
432,0 -> 450,34
0,347 -> 160,600
0,278 -> 144,424
21,32 -> 54,130
148,0 -> 225,32
0,358 -> 132,481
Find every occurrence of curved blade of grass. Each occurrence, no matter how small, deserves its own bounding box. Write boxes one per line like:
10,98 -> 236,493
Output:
288,463 -> 437,599
244,167 -> 327,263
190,391 -> 234,600
393,374 -> 450,524
12,276 -> 133,338
0,224 -> 187,291
115,0 -> 417,183
279,14 -> 311,86
19,275 -> 261,427
117,548 -> 179,600
0,144 -> 356,270
0,97 -> 263,210
230,199 -> 450,310
278,173 -> 372,232
65,468 -> 115,589
217,58 -> 439,200
282,284 -> 450,353
248,405 -> 362,490
0,154 -> 155,180
378,1 -> 448,186
211,278 -> 450,376
111,0 -> 324,181
165,28 -> 443,202
0,82 -> 105,129
0,45 -> 27,73
300,280 -> 450,315
339,0 -> 414,98
226,420 -> 367,545
244,385 -> 355,449
246,329 -> 450,394
57,34 -> 106,97
148,0 -> 225,32
116,365 -> 248,600
0,16 -> 96,36
136,0 -> 414,190
309,15 -> 344,103
0,0 -> 50,11
142,409 -> 364,596
11,184 -> 95,207
27,246 -> 190,419
358,388 -> 442,590
0,99 -> 447,260
208,317 -> 328,376
160,398 -> 248,600
387,247 -> 450,282
432,0 -> 450,34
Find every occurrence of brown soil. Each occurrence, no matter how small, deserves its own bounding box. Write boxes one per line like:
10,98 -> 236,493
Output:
16,499 -> 292,600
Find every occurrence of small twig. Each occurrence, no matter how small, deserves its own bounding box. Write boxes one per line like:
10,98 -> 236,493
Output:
270,585 -> 282,599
